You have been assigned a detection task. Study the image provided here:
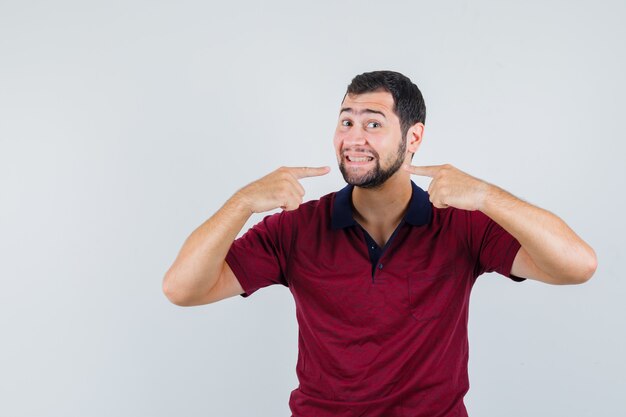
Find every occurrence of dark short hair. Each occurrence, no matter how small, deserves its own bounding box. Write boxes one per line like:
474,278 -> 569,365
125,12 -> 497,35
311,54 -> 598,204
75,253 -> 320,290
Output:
344,70 -> 426,138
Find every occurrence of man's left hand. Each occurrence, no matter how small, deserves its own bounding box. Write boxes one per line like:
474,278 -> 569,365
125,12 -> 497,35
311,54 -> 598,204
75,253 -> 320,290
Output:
403,164 -> 491,211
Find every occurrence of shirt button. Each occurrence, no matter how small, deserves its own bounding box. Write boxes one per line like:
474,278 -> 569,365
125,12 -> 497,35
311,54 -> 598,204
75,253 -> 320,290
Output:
378,263 -> 383,270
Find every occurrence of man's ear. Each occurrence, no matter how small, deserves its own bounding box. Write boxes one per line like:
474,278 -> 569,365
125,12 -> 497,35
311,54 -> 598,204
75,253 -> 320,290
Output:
406,122 -> 424,154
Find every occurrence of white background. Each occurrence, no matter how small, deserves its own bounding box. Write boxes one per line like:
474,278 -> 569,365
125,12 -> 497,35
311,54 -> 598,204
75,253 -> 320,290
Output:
1,0 -> 625,416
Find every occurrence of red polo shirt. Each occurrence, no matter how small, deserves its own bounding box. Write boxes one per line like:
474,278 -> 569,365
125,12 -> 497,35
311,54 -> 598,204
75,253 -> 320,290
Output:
225,181 -> 523,417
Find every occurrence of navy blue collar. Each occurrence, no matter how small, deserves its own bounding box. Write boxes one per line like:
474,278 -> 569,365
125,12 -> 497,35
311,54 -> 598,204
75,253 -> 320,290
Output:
331,180 -> 432,230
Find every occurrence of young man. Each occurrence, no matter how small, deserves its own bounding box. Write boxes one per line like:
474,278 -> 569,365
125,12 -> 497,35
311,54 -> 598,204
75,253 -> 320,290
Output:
163,71 -> 597,416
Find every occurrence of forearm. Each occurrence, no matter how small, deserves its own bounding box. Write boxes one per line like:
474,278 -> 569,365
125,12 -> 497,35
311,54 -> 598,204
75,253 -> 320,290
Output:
479,184 -> 597,283
162,193 -> 252,303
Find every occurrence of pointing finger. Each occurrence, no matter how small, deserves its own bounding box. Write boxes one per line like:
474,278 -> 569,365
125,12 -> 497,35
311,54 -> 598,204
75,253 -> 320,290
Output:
403,164 -> 443,178
291,166 -> 331,179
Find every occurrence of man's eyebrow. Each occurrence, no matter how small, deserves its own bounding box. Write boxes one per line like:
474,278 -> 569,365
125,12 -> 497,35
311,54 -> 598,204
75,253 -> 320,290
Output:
339,107 -> 387,119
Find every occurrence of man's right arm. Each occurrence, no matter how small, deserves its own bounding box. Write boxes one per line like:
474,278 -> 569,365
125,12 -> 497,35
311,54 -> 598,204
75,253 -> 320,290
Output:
162,195 -> 251,306
162,166 -> 330,306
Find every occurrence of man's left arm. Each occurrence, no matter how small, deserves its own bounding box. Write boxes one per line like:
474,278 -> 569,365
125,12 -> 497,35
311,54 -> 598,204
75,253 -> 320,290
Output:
404,164 -> 598,285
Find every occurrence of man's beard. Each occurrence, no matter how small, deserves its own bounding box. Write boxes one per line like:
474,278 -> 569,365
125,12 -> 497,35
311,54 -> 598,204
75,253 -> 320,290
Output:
339,138 -> 407,189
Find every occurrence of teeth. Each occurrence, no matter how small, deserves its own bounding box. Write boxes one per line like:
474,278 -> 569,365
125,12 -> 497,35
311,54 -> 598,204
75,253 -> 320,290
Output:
347,156 -> 373,162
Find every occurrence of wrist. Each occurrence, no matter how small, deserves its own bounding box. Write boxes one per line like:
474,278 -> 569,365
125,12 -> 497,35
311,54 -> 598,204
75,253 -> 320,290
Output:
479,182 -> 517,216
476,181 -> 497,212
229,191 -> 255,216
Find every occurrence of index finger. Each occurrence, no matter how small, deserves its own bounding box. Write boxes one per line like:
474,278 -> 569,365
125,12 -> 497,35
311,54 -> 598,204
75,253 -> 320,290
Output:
290,166 -> 331,179
403,164 -> 443,178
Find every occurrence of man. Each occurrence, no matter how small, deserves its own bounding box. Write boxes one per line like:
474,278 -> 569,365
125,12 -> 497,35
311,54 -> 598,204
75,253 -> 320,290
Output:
163,71 -> 597,416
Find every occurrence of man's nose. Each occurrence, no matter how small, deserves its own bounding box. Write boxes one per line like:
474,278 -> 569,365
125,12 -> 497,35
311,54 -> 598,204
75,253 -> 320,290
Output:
343,127 -> 367,146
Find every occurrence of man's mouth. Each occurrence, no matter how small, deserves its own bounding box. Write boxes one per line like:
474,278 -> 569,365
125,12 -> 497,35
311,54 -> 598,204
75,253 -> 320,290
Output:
345,155 -> 374,163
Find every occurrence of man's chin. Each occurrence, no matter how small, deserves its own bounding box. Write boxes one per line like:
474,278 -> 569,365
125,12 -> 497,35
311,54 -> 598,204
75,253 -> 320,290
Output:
339,169 -> 373,187
340,166 -> 404,189
342,174 -> 383,189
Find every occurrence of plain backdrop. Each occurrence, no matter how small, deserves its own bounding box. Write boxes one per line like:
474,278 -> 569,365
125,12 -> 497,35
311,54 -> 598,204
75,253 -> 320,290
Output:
1,0 -> 625,416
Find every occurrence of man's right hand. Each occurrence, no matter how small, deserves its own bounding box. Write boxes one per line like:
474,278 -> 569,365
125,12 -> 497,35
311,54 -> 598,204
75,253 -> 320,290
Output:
235,166 -> 331,214
163,165 -> 330,306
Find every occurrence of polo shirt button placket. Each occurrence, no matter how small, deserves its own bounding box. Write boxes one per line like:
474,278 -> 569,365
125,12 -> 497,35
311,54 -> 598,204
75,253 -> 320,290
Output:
373,263 -> 384,283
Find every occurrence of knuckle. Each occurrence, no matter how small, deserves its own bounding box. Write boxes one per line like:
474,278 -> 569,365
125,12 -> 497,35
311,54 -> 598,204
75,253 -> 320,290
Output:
275,190 -> 288,202
277,166 -> 290,175
280,177 -> 290,186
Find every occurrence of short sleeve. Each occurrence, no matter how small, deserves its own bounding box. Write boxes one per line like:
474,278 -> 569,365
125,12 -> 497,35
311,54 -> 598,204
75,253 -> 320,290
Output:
225,211 -> 291,298
468,210 -> 525,282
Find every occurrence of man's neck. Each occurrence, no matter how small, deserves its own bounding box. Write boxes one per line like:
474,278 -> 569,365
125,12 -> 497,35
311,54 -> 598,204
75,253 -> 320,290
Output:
351,172 -> 413,233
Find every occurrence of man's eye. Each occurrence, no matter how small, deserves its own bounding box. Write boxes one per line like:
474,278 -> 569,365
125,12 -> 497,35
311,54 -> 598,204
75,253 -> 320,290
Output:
367,121 -> 381,128
341,120 -> 352,127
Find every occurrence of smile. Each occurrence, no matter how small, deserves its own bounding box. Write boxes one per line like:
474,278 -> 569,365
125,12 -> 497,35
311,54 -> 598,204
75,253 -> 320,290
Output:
346,156 -> 374,162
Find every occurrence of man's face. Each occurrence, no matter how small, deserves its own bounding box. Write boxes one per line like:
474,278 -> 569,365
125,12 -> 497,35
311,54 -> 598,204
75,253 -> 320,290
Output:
334,91 -> 408,189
